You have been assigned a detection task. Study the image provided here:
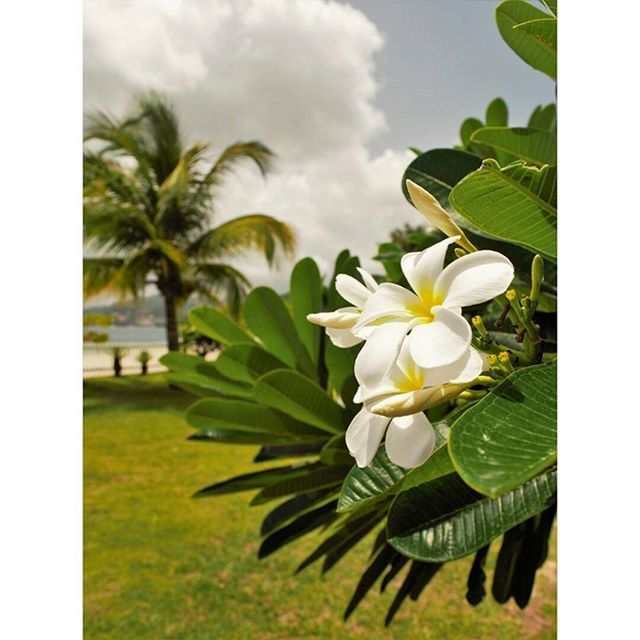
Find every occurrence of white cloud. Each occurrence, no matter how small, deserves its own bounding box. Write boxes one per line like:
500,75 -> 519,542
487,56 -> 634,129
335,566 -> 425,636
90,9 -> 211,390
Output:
84,0 -> 418,292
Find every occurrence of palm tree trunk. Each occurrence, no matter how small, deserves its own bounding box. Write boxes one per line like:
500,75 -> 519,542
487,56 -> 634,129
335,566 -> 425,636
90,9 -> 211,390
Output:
164,293 -> 180,351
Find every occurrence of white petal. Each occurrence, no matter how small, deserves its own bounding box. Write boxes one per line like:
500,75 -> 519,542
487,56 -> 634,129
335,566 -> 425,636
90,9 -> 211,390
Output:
400,237 -> 458,300
405,180 -> 477,252
435,250 -> 514,309
355,283 -> 420,328
354,321 -> 412,388
335,274 -> 371,308
345,408 -> 390,467
326,326 -> 363,348
307,307 -> 360,329
356,267 -> 379,292
353,386 -> 364,404
422,346 -> 483,387
385,413 -> 436,469
408,307 -> 471,368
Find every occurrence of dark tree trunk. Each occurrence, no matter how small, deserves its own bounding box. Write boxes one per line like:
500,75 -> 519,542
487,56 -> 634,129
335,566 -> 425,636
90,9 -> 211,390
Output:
164,292 -> 180,352
114,356 -> 122,377
141,362 -> 148,375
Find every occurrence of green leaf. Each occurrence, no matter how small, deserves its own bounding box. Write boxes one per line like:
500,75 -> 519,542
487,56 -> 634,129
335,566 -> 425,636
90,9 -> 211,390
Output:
460,118 -> 484,148
214,343 -> 289,384
495,0 -> 556,79
338,447 -> 406,513
186,397 -> 327,440
165,371 -> 253,399
344,544 -> 396,620
400,445 -> 455,491
297,510 -> 382,574
528,103 -> 556,132
242,287 -> 316,378
252,464 -> 350,505
188,428 -> 294,445
261,490 -> 336,536
387,468 -> 556,562
402,148 -> 483,212
193,466 -> 306,498
449,159 -> 557,259
160,351 -> 213,374
254,369 -> 347,434
485,98 -> 508,127
470,127 -> 556,166
290,258 -> 323,365
258,501 -> 339,558
449,362 -> 557,497
188,306 -> 254,345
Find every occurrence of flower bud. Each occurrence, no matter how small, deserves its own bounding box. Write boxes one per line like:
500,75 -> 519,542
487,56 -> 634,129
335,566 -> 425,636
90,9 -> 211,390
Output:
368,382 -> 471,418
405,180 -> 477,253
530,254 -> 544,306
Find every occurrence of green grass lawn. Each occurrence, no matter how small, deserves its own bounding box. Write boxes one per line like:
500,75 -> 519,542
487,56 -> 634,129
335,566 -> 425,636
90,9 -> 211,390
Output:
84,374 -> 556,639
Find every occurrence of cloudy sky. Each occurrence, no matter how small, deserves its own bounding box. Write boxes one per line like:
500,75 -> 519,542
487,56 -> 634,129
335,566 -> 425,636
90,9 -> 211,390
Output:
84,0 -> 554,292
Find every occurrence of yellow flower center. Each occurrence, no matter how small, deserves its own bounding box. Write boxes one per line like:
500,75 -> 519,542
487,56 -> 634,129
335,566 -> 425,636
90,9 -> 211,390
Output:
407,286 -> 443,323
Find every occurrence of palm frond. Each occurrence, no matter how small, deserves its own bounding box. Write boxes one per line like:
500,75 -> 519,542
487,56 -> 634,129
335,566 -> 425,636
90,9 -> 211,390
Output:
136,92 -> 183,183
192,262 -> 252,317
203,141 -> 275,188
188,214 -> 296,267
83,257 -> 125,299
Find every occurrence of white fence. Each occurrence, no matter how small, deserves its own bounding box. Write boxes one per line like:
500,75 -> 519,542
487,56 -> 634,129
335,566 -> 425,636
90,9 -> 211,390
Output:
83,342 -> 168,378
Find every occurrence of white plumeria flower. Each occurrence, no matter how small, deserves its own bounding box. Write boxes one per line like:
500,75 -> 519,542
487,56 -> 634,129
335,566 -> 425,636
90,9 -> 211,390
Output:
306,267 -> 378,348
346,340 -> 485,468
352,236 -> 513,387
356,339 -> 485,418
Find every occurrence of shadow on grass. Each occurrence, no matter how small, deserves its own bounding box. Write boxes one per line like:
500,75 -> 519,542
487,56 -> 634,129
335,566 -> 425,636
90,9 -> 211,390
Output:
83,374 -> 192,415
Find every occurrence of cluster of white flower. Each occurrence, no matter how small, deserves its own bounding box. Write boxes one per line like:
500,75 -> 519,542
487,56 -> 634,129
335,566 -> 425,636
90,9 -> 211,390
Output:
307,181 -> 514,470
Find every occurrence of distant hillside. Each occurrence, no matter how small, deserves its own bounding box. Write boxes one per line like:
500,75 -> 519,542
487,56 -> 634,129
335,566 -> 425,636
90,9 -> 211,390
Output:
83,294 -> 205,326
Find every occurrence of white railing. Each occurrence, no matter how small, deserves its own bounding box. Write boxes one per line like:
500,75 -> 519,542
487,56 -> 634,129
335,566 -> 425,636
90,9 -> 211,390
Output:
83,342 -> 168,378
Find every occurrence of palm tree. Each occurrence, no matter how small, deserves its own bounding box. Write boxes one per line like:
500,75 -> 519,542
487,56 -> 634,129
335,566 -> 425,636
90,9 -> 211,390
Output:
83,93 -> 296,351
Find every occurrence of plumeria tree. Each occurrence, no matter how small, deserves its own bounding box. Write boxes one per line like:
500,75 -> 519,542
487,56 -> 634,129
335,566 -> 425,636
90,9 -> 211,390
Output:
164,0 -> 557,626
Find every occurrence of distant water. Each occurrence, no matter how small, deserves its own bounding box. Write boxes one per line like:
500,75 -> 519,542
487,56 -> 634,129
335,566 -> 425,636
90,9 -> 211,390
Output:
85,325 -> 167,344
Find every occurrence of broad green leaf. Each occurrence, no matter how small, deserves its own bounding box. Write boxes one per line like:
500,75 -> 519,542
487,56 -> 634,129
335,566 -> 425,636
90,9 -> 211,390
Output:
214,343 -> 288,384
160,351 -> 215,374
188,306 -> 254,345
471,127 -> 556,166
324,341 -> 358,406
344,544 -> 396,620
449,362 -> 557,497
165,371 -> 253,399
401,149 -> 556,285
254,369 -> 347,434
449,159 -> 557,259
297,510 -> 382,574
495,0 -> 556,79
528,103 -> 556,132
337,447 -> 406,513
387,468 -> 556,562
261,490 -> 337,536
258,501 -> 339,558
188,428 -> 294,445
290,258 -> 323,365
485,98 -> 508,127
400,445 -> 455,491
186,397 -> 327,439
193,465 -> 307,498
251,464 -> 350,505
540,0 -> 556,16
242,287 -> 316,378
460,118 -> 484,148
402,148 -> 482,212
